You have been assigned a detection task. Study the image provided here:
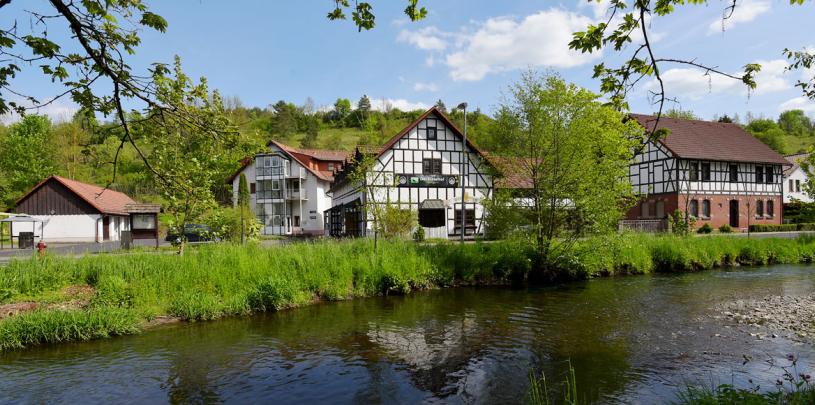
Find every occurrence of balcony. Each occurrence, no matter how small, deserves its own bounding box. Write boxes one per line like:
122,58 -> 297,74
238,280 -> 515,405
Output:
285,189 -> 308,200
287,166 -> 307,179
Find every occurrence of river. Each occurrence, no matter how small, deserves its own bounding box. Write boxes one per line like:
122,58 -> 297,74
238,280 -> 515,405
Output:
1,265 -> 815,404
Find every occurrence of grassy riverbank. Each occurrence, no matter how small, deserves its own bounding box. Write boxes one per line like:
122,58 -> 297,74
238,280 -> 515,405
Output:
3,234 -> 815,351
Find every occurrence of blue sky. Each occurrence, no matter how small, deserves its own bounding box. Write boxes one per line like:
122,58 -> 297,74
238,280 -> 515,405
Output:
3,0 -> 814,123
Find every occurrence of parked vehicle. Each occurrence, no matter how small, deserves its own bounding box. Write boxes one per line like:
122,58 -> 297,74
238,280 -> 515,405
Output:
165,224 -> 216,243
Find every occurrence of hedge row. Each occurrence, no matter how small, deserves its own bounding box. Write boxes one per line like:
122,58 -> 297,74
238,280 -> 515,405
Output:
748,223 -> 815,232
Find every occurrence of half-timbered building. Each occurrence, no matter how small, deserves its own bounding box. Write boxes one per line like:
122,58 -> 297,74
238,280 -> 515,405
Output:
228,141 -> 348,236
326,107 -> 493,239
626,114 -> 790,230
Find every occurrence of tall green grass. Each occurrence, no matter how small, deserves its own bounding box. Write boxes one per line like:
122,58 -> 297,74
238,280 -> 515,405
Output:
3,235 -> 815,350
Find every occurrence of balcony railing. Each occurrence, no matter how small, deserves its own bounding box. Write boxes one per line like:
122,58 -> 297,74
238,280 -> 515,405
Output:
285,189 -> 308,200
287,167 -> 307,179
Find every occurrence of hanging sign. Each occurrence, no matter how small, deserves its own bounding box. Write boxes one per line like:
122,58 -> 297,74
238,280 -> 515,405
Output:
397,174 -> 458,188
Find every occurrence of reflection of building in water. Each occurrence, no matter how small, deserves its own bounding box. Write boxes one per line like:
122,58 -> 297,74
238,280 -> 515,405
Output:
366,315 -> 480,370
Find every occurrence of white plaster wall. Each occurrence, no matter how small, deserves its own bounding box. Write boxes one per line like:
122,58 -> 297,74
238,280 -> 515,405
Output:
10,214 -> 100,243
784,167 -> 811,203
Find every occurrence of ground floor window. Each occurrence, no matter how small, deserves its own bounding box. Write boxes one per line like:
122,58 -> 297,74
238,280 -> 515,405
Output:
689,200 -> 699,218
767,200 -> 774,217
641,202 -> 650,218
419,209 -> 445,227
702,200 -> 710,218
756,200 -> 764,217
453,208 -> 476,234
655,201 -> 665,218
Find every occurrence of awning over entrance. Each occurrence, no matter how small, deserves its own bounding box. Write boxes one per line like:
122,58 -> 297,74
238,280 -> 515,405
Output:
419,199 -> 446,210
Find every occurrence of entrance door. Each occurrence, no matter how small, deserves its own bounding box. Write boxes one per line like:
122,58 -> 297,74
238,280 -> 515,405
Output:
102,216 -> 110,240
729,200 -> 739,228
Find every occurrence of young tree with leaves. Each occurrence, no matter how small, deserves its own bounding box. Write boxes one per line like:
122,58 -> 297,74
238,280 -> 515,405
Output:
131,57 -> 239,253
493,71 -> 639,278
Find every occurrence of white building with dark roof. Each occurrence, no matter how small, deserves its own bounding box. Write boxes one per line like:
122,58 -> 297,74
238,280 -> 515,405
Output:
783,153 -> 811,203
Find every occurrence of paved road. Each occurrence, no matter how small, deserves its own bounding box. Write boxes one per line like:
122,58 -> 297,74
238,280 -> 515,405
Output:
0,239 -> 167,265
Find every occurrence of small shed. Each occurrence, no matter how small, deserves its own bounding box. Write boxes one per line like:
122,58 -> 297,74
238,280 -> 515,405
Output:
13,176 -> 154,243
124,203 -> 161,248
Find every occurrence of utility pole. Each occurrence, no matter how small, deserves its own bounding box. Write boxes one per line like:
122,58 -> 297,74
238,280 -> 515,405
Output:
456,102 -> 468,244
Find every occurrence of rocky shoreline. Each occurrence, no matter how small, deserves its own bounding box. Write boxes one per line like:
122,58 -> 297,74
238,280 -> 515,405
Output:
715,295 -> 815,343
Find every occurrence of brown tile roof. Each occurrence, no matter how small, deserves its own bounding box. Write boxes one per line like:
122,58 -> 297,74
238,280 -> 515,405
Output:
226,143 -> 350,183
17,176 -> 137,216
630,114 -> 790,165
784,153 -> 809,177
488,155 -> 534,189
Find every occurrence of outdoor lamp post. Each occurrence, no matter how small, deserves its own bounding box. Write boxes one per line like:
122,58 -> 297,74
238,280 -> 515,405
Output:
456,102 -> 468,244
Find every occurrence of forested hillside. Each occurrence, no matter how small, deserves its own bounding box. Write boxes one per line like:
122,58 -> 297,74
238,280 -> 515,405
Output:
0,96 -> 498,210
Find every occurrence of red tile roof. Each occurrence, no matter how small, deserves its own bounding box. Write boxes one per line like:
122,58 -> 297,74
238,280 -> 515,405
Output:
226,143 -> 350,183
630,114 -> 790,165
17,176 -> 137,216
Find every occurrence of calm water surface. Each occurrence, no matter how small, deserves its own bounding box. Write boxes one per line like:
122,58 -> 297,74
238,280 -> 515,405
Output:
2,265 -> 815,404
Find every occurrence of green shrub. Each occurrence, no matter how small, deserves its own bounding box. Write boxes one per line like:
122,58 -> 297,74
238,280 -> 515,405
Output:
749,224 -> 797,232
718,224 -> 732,233
797,223 -> 815,231
412,226 -> 425,242
697,223 -> 713,234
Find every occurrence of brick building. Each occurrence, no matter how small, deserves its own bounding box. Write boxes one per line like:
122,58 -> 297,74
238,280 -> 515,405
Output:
626,114 -> 790,231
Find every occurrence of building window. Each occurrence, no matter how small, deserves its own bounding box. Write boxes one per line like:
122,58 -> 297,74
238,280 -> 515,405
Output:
689,162 -> 699,181
655,201 -> 665,218
250,182 -> 256,194
767,200 -> 774,218
328,163 -> 335,172
422,158 -> 442,175
418,209 -> 445,227
426,126 -> 437,140
729,164 -> 738,183
755,166 -> 764,184
132,214 -> 156,230
690,199 -> 699,218
454,209 -> 476,234
796,179 -> 801,192
701,162 -> 711,181
756,200 -> 764,217
790,179 -> 795,191
641,202 -> 650,218
702,200 -> 710,218
765,166 -> 774,184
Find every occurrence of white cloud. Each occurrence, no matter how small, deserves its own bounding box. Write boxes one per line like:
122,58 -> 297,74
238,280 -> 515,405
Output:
644,59 -> 791,100
413,82 -> 439,92
0,98 -> 78,125
707,0 -> 770,35
579,0 -> 611,19
779,96 -> 815,114
370,98 -> 429,112
397,27 -> 450,51
444,10 -> 600,81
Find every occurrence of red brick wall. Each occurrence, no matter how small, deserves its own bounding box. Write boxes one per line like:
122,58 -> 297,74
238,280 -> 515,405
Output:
627,193 -> 782,231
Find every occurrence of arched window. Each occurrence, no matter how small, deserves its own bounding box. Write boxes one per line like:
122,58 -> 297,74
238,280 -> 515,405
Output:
702,200 -> 711,218
655,201 -> 665,218
767,200 -> 774,218
641,202 -> 650,218
756,200 -> 764,217
689,200 -> 699,218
